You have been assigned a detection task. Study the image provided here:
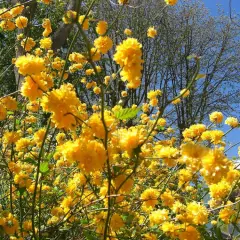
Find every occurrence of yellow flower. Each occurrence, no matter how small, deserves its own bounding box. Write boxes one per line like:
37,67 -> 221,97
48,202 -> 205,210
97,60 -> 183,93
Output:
147,27 -> 157,38
41,0 -> 52,4
10,5 -> 24,17
225,117 -> 239,128
0,213 -> 19,235
85,68 -> 95,76
78,15 -> 89,30
141,188 -> 159,208
110,213 -> 124,231
147,90 -> 162,99
0,20 -> 15,31
15,16 -> 28,29
219,205 -> 236,224
15,54 -> 45,76
209,111 -> 224,124
69,52 -> 86,63
56,132 -> 66,145
142,103 -> 149,113
94,36 -> 113,54
60,138 -> 107,173
186,202 -> 208,225
143,233 -> 157,240
33,128 -> 46,145
62,10 -> 77,24
201,148 -> 232,184
118,0 -> 129,4
114,38 -> 143,88
172,98 -> 181,105
90,48 -> 101,61
182,124 -> 206,140
124,28 -> 132,36
40,37 -> 52,49
14,172 -> 32,188
180,88 -> 190,98
161,221 -> 177,236
42,18 -> 52,37
3,131 -> 20,145
61,196 -> 74,213
112,174 -> 134,193
226,169 -> 240,184
96,20 -> 108,35
26,101 -> 39,112
21,37 -> 36,52
118,127 -> 146,155
155,145 -> 178,159
93,86 -> 101,94
41,84 -> 87,129
178,169 -> 192,187
149,209 -> 169,225
121,91 -> 128,97
23,220 -> 32,231
16,138 -> 32,152
0,96 -> 17,111
178,226 -> 200,240
87,111 -> 117,139
161,189 -> 175,207
165,0 -> 178,6
21,75 -> 48,101
209,179 -> 231,199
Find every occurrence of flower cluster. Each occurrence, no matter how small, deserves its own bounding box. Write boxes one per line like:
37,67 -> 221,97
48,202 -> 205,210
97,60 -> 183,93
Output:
0,1 -> 240,240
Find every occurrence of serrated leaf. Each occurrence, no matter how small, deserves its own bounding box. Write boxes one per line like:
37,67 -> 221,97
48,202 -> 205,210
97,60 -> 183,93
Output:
47,152 -> 55,160
157,126 -> 165,131
40,162 -> 49,174
195,74 -> 206,80
114,107 -> 140,120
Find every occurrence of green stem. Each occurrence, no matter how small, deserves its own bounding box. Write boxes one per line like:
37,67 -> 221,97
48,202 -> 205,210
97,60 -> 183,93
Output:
19,193 -> 23,237
31,119 -> 51,239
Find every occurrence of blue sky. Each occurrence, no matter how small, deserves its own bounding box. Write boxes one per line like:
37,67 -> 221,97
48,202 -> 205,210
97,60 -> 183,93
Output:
202,0 -> 240,15
201,0 -> 240,158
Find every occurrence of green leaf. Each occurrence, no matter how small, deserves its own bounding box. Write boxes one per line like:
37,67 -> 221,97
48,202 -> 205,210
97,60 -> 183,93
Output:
125,214 -> 134,225
0,163 -> 7,169
195,74 -> 206,80
114,107 -> 140,120
133,146 -> 142,156
214,225 -> 224,240
18,188 -> 25,196
40,162 -> 49,174
83,231 -> 98,240
47,152 -> 55,160
22,157 -> 37,166
80,219 -> 89,224
157,126 -> 165,131
187,54 -> 196,60
113,166 -> 121,174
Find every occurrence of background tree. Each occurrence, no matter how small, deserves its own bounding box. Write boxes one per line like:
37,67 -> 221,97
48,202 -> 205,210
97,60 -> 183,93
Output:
90,0 -> 240,136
